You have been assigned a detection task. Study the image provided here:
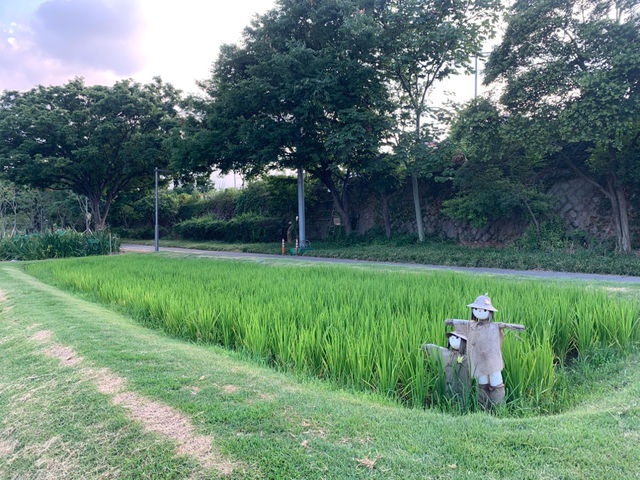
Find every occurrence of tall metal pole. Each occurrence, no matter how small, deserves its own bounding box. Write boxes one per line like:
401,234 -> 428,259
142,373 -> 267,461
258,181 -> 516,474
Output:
474,54 -> 478,98
297,166 -> 306,247
154,167 -> 159,252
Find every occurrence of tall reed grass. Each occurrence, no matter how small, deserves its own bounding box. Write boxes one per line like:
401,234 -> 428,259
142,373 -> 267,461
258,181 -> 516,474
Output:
24,255 -> 640,412
0,230 -> 118,260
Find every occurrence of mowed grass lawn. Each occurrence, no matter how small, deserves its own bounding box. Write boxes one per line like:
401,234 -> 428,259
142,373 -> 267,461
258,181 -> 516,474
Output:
1,255 -> 639,479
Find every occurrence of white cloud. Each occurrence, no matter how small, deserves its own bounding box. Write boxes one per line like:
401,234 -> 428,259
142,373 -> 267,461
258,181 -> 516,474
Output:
136,0 -> 276,93
0,0 -> 276,92
31,0 -> 144,75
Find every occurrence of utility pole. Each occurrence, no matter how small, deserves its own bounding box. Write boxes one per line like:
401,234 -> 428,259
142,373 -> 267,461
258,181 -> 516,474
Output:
474,52 -> 491,98
154,167 -> 172,252
297,166 -> 306,247
295,127 -> 306,249
474,54 -> 478,98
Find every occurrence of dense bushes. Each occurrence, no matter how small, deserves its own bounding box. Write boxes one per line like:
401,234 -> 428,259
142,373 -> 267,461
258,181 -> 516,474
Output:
0,230 -> 119,261
174,214 -> 284,242
110,176 -> 299,242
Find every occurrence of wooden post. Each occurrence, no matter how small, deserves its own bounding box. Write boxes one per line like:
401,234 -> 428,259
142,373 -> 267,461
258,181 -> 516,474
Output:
281,238 -> 285,255
295,238 -> 298,255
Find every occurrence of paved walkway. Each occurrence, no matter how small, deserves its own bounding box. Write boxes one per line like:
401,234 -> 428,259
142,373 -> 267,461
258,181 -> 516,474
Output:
121,243 -> 640,284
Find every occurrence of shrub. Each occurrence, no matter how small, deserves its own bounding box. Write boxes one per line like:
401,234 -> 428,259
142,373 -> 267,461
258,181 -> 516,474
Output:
207,189 -> 241,220
0,230 -> 119,261
177,197 -> 210,222
174,214 -> 284,242
234,176 -> 298,220
512,218 -> 570,250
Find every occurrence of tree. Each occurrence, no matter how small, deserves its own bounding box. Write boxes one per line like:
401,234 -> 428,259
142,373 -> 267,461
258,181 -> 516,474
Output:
176,0 -> 392,235
375,0 -> 500,241
485,0 -> 640,251
444,98 -> 551,241
0,78 -> 180,230
360,152 -> 404,238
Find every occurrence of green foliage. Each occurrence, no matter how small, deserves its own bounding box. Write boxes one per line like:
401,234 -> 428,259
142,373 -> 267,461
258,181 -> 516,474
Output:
206,189 -> 240,221
234,176 -> 298,220
0,230 -> 118,260
444,98 -> 551,227
511,218 -> 612,252
485,0 -> 640,251
0,180 -> 88,235
174,214 -> 284,243
177,0 -> 393,232
289,238 -> 640,275
374,0 -> 500,239
176,196 -> 210,222
512,219 -> 571,251
24,254 -> 640,414
0,78 -> 181,230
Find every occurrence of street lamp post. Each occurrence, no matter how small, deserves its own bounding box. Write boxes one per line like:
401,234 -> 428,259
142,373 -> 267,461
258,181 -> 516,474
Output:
474,51 -> 492,98
474,54 -> 479,98
297,166 -> 306,248
154,167 -> 172,252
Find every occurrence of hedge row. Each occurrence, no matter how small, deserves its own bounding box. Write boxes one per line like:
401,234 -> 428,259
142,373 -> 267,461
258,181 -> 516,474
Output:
174,214 -> 284,243
0,230 -> 119,261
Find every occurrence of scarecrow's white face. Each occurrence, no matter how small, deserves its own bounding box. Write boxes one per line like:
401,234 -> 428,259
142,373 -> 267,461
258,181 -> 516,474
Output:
449,335 -> 461,350
472,308 -> 490,320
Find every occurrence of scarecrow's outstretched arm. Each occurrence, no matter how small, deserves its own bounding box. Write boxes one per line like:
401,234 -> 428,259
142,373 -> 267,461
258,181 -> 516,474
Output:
495,322 -> 525,331
444,318 -> 469,326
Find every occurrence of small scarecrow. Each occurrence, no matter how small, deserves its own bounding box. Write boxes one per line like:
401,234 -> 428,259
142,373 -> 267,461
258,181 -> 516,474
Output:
422,329 -> 470,399
444,294 -> 524,406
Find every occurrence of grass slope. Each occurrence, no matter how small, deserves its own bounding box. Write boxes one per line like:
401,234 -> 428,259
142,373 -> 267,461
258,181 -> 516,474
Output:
1,262 -> 639,479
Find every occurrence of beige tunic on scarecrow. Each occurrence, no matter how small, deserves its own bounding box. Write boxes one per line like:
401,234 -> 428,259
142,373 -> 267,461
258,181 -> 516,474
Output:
448,320 -> 505,379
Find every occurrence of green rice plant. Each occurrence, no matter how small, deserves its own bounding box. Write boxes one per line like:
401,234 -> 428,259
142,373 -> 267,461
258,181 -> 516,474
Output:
573,301 -> 600,354
23,254 -> 640,413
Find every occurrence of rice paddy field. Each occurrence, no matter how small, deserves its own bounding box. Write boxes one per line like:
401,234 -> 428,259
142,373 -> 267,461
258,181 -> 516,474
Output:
23,253 -> 640,414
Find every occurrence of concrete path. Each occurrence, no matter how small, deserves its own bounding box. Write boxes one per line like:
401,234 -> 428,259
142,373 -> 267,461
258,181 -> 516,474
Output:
121,243 -> 640,284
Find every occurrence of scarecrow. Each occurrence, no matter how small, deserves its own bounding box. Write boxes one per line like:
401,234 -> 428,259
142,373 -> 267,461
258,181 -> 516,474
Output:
423,294 -> 524,407
422,330 -> 470,399
445,294 -> 524,406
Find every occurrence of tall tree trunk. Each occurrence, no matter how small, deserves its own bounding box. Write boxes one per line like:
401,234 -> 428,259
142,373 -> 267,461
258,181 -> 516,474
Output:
0,196 -> 5,238
10,188 -> 17,236
88,196 -> 106,231
607,178 -> 632,252
328,189 -> 352,235
380,193 -> 391,239
412,110 -> 425,242
411,174 -> 424,242
77,196 -> 91,233
563,156 -> 633,253
518,192 -> 541,247
321,171 -> 353,235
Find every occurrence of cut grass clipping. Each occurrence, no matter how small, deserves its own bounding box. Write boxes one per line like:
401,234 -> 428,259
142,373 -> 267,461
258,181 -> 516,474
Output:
23,254 -> 640,413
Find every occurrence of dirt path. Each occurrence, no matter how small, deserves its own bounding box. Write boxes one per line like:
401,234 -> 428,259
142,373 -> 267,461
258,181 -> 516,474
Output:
122,243 -> 640,284
29,329 -> 238,476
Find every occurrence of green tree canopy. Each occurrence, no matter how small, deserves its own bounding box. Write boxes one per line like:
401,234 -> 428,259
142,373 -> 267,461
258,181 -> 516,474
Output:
444,98 -> 551,240
0,78 -> 180,230
485,0 -> 640,251
375,0 -> 500,241
177,0 -> 392,234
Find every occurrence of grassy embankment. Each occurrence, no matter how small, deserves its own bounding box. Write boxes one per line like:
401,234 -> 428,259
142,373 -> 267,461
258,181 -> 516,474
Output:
1,254 -> 639,479
124,237 -> 640,276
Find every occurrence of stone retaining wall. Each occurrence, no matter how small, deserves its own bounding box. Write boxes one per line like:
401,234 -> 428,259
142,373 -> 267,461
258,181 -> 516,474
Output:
308,178 -> 616,245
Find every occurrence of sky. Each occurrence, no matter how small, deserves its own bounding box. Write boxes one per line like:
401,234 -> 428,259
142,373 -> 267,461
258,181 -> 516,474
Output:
0,0 -> 494,187
0,0 -> 277,94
